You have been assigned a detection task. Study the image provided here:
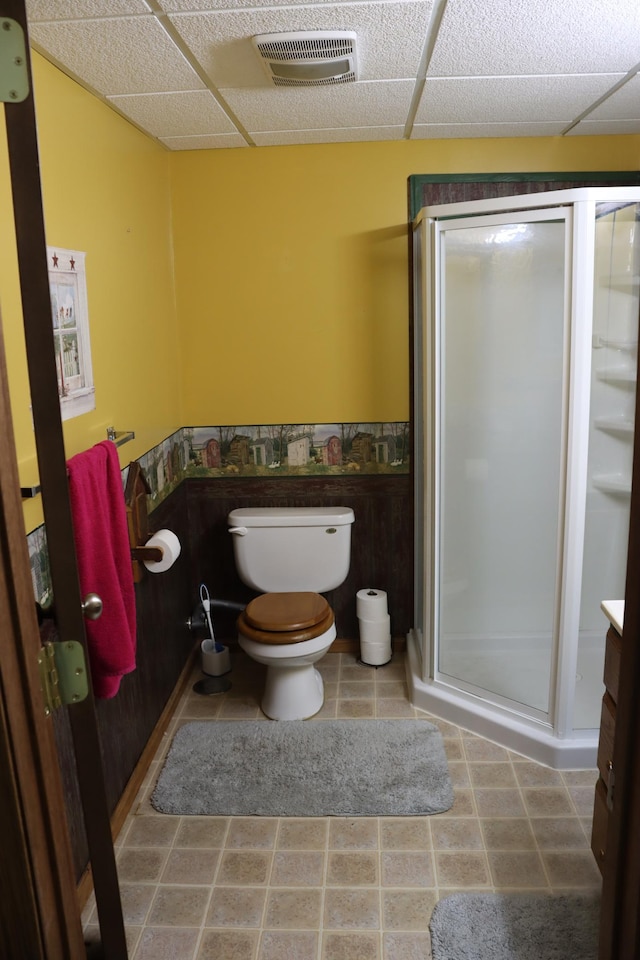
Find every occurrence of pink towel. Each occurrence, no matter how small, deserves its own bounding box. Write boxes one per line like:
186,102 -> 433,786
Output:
67,440 -> 137,698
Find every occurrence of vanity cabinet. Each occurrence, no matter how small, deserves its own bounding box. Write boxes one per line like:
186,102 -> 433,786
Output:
591,624 -> 622,873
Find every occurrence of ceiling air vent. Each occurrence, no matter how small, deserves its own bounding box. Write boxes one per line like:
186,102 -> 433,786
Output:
252,31 -> 358,87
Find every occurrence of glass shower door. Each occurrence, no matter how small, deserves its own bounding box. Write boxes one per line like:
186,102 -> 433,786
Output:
434,210 -> 570,719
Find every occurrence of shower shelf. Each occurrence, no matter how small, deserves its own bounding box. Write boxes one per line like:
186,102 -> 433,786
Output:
596,365 -> 637,383
592,335 -> 638,350
592,474 -> 632,495
602,273 -> 640,292
594,415 -> 635,434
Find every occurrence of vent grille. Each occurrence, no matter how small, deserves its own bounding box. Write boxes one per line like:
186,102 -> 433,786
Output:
273,71 -> 356,88
256,37 -> 355,62
252,31 -> 358,87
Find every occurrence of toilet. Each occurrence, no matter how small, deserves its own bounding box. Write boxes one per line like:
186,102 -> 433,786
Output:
227,506 -> 355,720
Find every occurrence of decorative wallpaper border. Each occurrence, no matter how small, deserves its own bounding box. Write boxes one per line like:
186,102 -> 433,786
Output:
27,421 -> 410,603
137,422 -> 410,508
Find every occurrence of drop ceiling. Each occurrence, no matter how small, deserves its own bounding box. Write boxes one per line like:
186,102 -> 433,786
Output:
24,0 -> 640,150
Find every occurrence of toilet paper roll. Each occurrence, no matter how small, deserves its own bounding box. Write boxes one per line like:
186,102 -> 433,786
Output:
360,639 -> 392,666
358,613 -> 391,644
143,529 -> 181,573
356,588 -> 388,620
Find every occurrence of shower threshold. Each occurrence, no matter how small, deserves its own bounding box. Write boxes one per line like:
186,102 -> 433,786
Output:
405,631 -> 598,770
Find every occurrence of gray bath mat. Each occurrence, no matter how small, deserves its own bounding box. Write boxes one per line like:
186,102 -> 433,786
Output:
430,892 -> 600,959
151,719 -> 453,816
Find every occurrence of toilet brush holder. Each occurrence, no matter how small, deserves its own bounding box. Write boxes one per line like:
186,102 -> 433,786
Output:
201,639 -> 231,676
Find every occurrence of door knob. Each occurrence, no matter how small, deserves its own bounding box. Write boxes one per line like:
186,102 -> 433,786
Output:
82,593 -> 103,620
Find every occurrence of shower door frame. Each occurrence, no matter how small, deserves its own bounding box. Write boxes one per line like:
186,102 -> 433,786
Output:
412,186 -> 640,758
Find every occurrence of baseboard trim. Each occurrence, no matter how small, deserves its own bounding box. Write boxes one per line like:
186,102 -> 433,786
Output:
330,636 -> 405,655
76,644 -> 199,909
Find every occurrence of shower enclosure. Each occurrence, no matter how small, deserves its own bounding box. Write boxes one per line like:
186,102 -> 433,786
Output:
409,187 -> 640,768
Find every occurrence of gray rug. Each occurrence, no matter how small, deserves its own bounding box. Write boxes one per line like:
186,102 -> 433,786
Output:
151,719 -> 453,816
430,892 -> 600,960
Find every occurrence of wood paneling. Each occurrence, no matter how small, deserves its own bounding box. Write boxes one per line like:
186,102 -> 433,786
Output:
53,483 -> 193,879
185,475 -> 413,644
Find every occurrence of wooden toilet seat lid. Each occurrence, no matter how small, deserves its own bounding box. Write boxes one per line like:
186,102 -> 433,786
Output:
238,592 -> 334,645
244,592 -> 330,631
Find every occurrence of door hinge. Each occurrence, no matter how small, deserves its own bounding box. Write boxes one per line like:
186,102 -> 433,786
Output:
38,641 -> 89,716
0,19 -> 29,104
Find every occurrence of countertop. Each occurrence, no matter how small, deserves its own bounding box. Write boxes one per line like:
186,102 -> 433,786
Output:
601,599 -> 624,636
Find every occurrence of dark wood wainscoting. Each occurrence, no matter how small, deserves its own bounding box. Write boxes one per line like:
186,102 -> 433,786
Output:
52,482 -> 194,879
184,475 -> 414,644
51,472 -> 413,880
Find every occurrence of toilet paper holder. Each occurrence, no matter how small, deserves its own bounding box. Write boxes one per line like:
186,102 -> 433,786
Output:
125,461 -> 164,580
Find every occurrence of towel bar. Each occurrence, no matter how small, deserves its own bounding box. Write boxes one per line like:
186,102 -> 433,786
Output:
106,427 -> 135,447
21,429 -> 136,498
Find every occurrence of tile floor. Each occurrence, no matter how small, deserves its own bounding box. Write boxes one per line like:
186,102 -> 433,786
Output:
83,649 -> 602,959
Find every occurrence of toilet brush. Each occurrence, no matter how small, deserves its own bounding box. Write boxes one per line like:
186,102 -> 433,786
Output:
199,583 -> 231,677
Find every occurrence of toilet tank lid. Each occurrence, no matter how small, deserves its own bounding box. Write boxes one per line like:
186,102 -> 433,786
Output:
228,506 -> 355,527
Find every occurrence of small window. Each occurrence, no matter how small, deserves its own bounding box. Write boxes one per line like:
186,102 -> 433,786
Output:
48,247 -> 95,420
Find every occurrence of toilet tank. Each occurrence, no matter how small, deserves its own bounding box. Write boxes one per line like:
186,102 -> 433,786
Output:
228,506 -> 355,593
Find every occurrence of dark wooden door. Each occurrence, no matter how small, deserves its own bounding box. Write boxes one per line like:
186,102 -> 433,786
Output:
0,312 -> 85,959
2,1 -> 127,956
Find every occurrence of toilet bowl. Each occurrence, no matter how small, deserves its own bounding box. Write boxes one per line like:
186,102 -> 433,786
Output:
237,592 -> 336,719
228,506 -> 355,720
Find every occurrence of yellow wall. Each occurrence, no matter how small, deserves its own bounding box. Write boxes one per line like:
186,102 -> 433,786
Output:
0,54 -> 181,531
2,52 -> 640,531
169,136 -> 640,426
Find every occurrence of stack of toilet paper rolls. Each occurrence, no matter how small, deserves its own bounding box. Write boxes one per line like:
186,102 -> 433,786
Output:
357,589 -> 392,665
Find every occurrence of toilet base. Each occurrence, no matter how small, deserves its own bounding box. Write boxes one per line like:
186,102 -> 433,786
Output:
261,664 -> 324,720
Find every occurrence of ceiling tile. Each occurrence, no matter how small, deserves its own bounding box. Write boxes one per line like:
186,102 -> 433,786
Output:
428,0 -> 640,77
29,17 -> 204,95
160,133 -> 249,149
416,75 -> 626,124
586,74 -> 640,121
26,0 -> 150,19
412,121 -> 567,139
252,125 -> 404,145
168,2 -> 434,88
22,0 -> 640,148
107,90 -> 236,137
221,79 -> 415,132
567,119 -> 640,136
159,0 -> 354,8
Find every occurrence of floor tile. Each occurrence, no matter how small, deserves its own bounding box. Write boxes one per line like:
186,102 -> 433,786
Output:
487,851 -> 548,888
134,926 -> 200,960
435,851 -> 490,887
270,851 -> 325,886
322,931 -> 380,959
324,888 -> 380,929
381,851 -> 435,886
259,930 -> 318,960
146,885 -> 211,926
91,649 -> 602,954
382,890 -> 439,930
196,929 -> 258,960
206,887 -> 266,927
263,888 -> 323,929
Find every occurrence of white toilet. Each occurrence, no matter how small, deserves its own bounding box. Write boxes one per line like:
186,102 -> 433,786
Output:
227,506 -> 355,720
